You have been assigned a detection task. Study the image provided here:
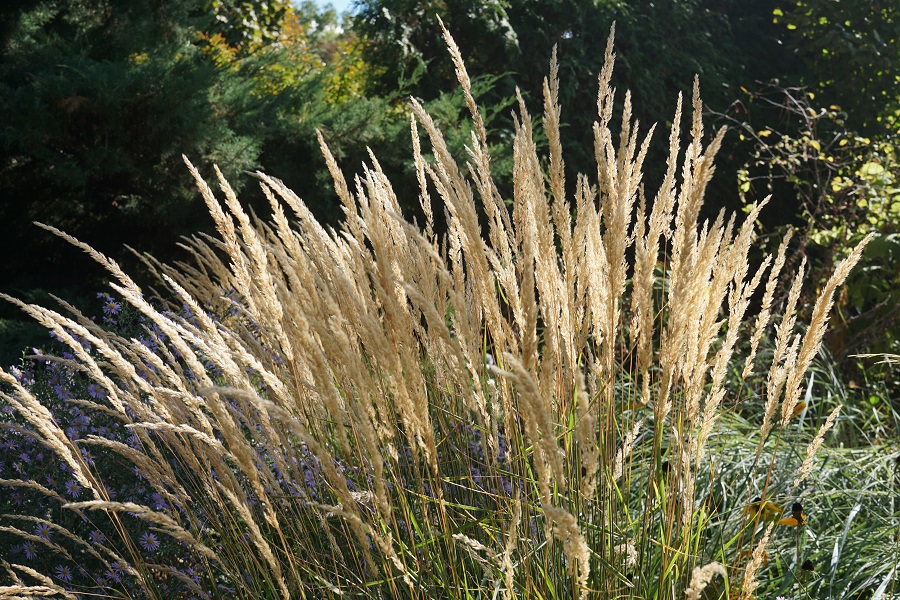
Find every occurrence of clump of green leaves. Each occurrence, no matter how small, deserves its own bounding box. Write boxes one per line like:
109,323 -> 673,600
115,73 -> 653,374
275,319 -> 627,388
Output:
721,85 -> 899,377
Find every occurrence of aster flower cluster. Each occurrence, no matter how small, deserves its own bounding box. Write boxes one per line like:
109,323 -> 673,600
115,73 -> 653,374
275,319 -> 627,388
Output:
0,293 -> 219,598
2,273 -> 539,600
0,287 -> 379,598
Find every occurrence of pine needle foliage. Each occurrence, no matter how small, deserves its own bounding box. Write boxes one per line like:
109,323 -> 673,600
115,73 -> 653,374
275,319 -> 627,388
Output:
0,26 -> 876,600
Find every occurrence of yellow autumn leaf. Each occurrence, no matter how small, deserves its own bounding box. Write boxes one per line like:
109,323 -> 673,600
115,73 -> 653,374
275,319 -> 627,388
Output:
860,162 -> 884,176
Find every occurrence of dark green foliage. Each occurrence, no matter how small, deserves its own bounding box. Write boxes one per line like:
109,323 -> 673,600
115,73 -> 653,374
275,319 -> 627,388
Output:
775,0 -> 900,133
353,0 -> 517,97
0,0 -> 259,294
0,0 -> 512,313
352,0 -> 791,199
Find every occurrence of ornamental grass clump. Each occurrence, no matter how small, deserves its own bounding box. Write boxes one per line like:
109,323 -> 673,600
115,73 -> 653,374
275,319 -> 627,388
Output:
0,26 -> 873,599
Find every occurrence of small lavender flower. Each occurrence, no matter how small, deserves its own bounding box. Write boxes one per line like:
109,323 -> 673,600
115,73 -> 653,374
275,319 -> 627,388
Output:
9,365 -> 35,385
139,532 -> 161,552
186,565 -> 201,584
22,541 -> 37,559
106,561 -> 126,582
35,522 -> 52,540
89,530 -> 105,545
65,479 -> 82,497
72,333 -> 92,351
87,383 -> 107,399
99,293 -> 122,317
55,565 -> 74,583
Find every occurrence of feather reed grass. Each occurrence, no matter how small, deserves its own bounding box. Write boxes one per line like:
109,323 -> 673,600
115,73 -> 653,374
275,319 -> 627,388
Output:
0,26 -> 874,600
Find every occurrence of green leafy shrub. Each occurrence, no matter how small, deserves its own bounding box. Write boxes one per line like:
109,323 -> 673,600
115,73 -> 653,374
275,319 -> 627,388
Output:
719,84 -> 900,407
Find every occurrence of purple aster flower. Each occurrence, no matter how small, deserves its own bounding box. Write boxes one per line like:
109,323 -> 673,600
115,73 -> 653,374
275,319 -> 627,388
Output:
32,348 -> 48,364
139,532 -> 161,552
9,365 -> 34,385
89,530 -> 105,545
22,541 -> 37,559
35,522 -> 52,540
87,384 -> 106,399
186,565 -> 201,584
303,469 -> 316,488
54,565 -> 74,583
65,479 -> 82,497
73,334 -> 92,351
105,561 -> 127,582
100,295 -> 121,316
